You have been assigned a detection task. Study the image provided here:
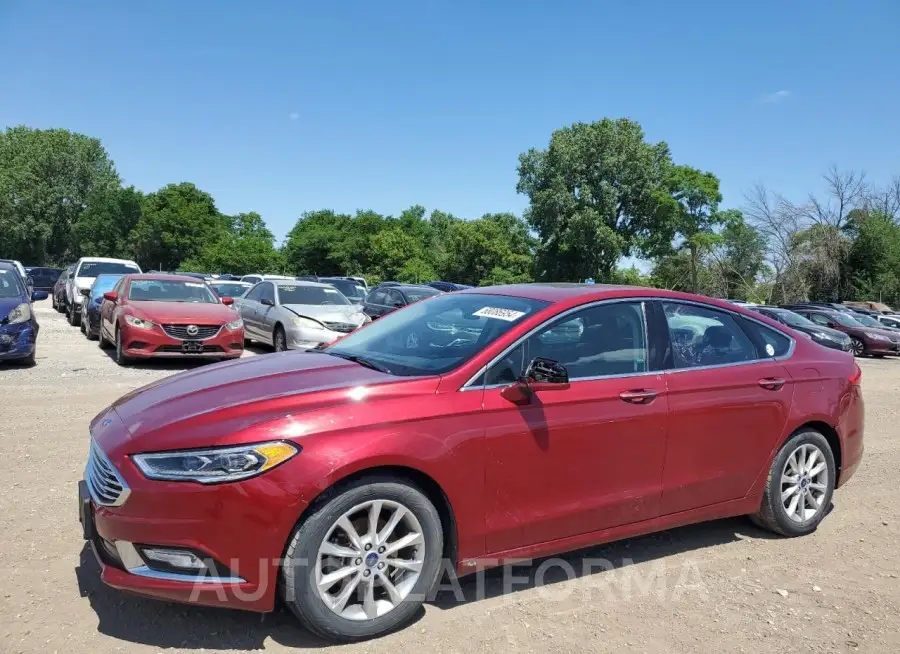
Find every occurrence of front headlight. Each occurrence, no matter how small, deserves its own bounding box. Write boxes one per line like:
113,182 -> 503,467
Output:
132,441 -> 299,484
352,312 -> 369,325
290,316 -> 324,330
870,333 -> 890,341
812,331 -> 837,341
6,303 -> 31,324
125,315 -> 156,330
225,317 -> 243,330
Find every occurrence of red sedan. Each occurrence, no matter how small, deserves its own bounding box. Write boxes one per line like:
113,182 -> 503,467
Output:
97,274 -> 245,365
79,284 -> 863,640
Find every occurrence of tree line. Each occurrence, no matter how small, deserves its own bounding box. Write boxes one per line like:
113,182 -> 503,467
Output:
2,122 -> 899,304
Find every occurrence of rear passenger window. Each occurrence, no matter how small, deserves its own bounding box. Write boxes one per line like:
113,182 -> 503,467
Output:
662,302 -> 756,368
742,320 -> 792,357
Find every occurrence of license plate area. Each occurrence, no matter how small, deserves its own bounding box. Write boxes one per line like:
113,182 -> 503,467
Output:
78,480 -> 97,541
182,340 -> 203,353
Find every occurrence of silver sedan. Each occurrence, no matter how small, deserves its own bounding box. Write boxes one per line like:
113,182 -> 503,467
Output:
235,280 -> 370,351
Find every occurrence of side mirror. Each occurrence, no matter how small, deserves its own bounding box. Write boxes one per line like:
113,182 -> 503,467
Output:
80,287 -> 92,297
827,321 -> 838,329
31,291 -> 48,302
103,291 -> 118,303
68,273 -> 74,280
221,296 -> 234,306
261,298 -> 274,306
500,357 -> 570,402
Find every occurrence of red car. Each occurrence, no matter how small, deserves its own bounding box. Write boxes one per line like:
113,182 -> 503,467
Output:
79,284 -> 864,641
96,273 -> 245,365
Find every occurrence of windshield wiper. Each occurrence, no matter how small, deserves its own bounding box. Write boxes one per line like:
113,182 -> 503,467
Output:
326,351 -> 392,374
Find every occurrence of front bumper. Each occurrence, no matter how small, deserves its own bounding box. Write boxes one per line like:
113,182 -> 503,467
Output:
0,321 -> 38,360
121,324 -> 244,359
80,444 -> 309,612
865,340 -> 900,355
285,323 -> 359,350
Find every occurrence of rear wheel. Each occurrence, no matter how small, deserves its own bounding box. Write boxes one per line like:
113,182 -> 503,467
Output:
850,338 -> 865,357
67,301 -> 80,326
98,325 -> 110,349
79,308 -> 87,335
274,325 -> 288,352
752,429 -> 835,537
283,478 -> 443,642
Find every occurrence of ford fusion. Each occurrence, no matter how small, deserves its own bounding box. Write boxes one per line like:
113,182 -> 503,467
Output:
80,284 -> 864,641
97,274 -> 245,365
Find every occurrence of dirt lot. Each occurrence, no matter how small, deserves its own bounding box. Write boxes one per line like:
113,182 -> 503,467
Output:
1,299 -> 898,653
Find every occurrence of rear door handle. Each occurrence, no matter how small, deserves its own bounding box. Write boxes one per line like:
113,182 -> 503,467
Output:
758,377 -> 786,391
619,389 -> 659,404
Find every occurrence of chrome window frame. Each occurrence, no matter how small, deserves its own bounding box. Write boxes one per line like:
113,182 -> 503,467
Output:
461,297 -> 796,391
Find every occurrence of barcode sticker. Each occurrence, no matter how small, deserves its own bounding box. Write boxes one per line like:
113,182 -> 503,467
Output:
473,307 -> 526,322
184,282 -> 204,288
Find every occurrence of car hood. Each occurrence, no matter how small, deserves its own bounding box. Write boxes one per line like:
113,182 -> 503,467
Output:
91,352 -> 439,453
129,301 -> 237,324
0,296 -> 27,321
282,303 -> 367,324
798,324 -> 847,340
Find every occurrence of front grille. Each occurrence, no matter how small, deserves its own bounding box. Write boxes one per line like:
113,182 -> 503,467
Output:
323,321 -> 357,333
85,439 -> 130,507
161,324 -> 221,340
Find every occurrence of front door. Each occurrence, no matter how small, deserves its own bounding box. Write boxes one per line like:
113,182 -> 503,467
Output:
238,284 -> 264,339
480,300 -> 669,553
658,301 -> 795,514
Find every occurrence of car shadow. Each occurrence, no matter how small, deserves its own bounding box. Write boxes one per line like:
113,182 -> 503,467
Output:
75,516 -> 782,648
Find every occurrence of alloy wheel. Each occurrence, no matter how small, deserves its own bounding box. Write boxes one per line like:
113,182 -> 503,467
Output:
851,338 -> 864,357
315,500 -> 425,621
275,329 -> 287,352
780,443 -> 829,523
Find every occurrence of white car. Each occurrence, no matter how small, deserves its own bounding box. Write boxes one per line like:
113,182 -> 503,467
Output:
64,257 -> 141,326
239,274 -> 294,285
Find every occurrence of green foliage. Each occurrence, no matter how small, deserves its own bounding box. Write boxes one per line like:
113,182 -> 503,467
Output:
0,126 -> 119,264
73,186 -> 143,258
130,183 -> 227,271
181,212 -> 283,275
846,211 -> 900,304
517,118 -> 672,281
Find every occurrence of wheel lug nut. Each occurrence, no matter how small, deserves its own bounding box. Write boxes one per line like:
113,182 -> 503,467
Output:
378,546 -> 385,554
377,562 -> 385,570
363,569 -> 371,577
355,558 -> 362,566
364,543 -> 372,551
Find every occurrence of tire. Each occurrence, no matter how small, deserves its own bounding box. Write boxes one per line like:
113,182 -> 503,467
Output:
244,337 -> 252,347
850,338 -> 864,357
273,325 -> 288,352
56,295 -> 66,313
752,428 -> 836,537
114,328 -> 131,366
67,301 -> 80,327
51,294 -> 57,311
282,477 -> 444,642
98,325 -> 110,349
80,310 -> 87,335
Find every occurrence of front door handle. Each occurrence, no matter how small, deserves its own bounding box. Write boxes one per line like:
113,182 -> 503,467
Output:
758,377 -> 786,391
619,389 -> 659,404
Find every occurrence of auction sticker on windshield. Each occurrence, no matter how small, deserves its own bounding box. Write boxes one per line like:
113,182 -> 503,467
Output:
473,307 -> 527,321
184,282 -> 205,288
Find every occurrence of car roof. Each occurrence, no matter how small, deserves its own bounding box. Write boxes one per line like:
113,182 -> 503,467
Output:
0,261 -> 16,272
77,257 -> 138,264
211,279 -> 250,285
273,280 -> 331,288
125,273 -> 209,282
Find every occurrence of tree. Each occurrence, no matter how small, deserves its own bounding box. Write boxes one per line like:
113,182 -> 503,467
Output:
0,126 -> 119,264
369,226 -> 433,282
442,213 -> 535,286
517,118 -> 672,281
130,182 -> 227,271
846,210 -> 900,304
656,165 -> 724,293
182,211 -> 283,274
708,212 -> 767,300
73,186 -> 143,258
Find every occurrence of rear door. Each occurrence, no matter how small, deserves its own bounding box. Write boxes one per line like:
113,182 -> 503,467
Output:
256,283 -> 277,343
238,284 -> 264,337
658,301 -> 795,515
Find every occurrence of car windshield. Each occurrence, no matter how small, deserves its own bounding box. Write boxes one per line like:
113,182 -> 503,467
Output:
830,312 -> 866,328
852,314 -> 883,328
403,287 -> 442,302
91,276 -> 121,298
79,261 -> 139,276
767,309 -> 818,329
0,269 -> 25,298
128,279 -> 217,303
327,293 -> 550,376
210,283 -> 249,298
324,279 -> 366,300
278,285 -> 350,305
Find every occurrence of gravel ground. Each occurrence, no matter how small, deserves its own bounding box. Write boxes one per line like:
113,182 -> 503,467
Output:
1,299 -> 898,653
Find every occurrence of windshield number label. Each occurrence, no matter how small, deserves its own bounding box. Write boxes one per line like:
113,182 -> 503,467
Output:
473,307 -> 526,322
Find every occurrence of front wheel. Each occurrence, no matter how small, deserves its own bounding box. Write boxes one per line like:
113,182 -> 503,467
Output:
283,478 -> 444,642
114,329 -> 131,366
67,301 -> 80,326
752,429 -> 836,537
850,338 -> 865,357
273,325 -> 288,352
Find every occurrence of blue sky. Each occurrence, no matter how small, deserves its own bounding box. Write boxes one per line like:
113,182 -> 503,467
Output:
2,0 -> 899,248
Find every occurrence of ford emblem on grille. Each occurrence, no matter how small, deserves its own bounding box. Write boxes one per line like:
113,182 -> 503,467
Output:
186,324 -> 199,336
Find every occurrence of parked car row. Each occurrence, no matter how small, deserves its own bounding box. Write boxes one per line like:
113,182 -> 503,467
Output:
77,283 -> 864,641
0,261 -> 47,365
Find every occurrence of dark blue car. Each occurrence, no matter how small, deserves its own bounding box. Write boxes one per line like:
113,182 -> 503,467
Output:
79,273 -> 122,340
0,262 -> 48,365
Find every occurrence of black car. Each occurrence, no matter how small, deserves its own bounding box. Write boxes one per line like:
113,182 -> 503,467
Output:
426,281 -> 474,292
25,266 -> 63,292
362,284 -> 442,319
753,306 -> 852,351
319,277 -> 367,304
784,302 -> 856,315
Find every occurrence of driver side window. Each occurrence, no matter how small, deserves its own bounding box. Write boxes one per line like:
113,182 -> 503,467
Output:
808,313 -> 830,326
259,283 -> 276,305
482,301 -> 648,386
244,284 -> 264,302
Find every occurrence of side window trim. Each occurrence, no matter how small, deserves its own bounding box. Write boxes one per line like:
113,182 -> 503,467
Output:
462,298 -> 654,391
656,299 -> 796,374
